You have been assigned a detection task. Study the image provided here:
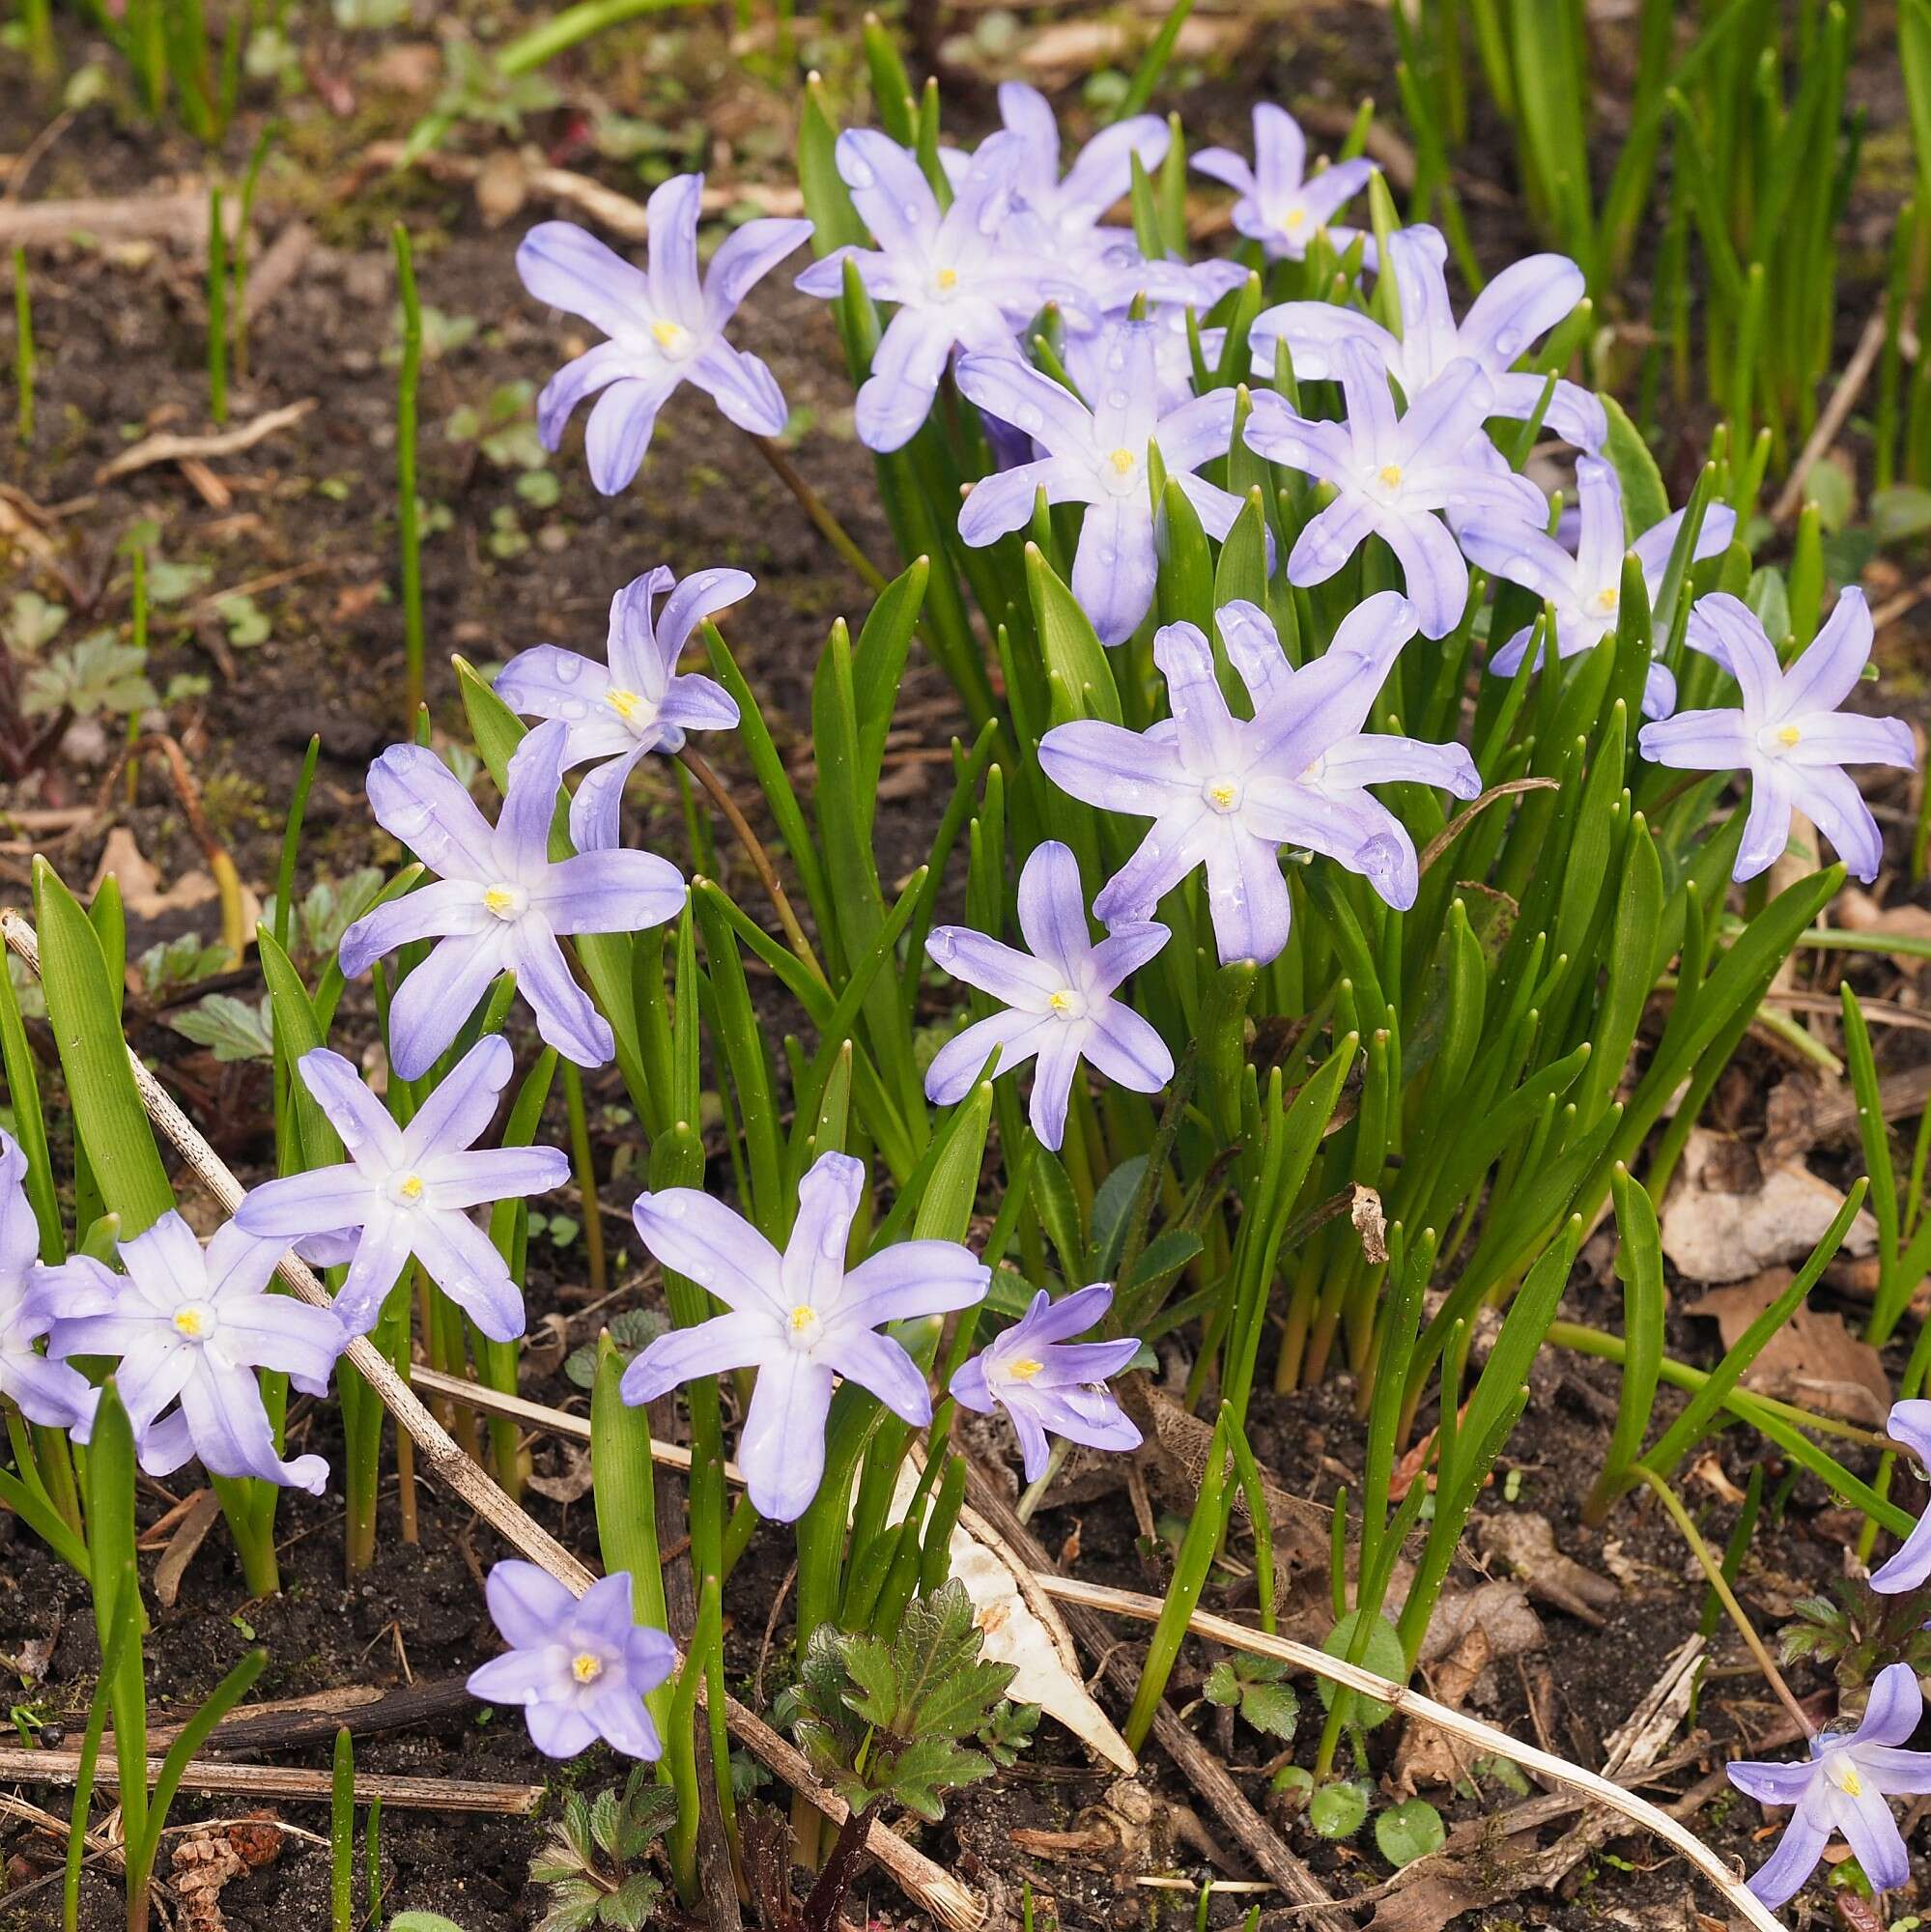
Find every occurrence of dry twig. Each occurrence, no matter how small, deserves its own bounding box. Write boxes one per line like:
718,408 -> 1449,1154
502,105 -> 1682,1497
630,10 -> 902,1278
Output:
1035,1577 -> 1786,1932
95,399 -> 317,486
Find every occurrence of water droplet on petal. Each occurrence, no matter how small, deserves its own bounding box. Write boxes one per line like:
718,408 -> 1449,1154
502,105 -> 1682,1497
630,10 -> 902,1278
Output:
557,657 -> 582,683
902,201 -> 923,226
1106,389 -> 1129,411
846,159 -> 875,188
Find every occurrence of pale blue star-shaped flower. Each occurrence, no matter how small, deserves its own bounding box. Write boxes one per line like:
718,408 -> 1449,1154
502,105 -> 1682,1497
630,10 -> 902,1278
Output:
495,565 -> 747,852
1460,454 -> 1737,719
796,129 -> 1081,452
1039,595 -> 1479,964
994,81 -> 1168,275
1249,222 -> 1604,450
1728,1662 -> 1931,1906
1191,102 -> 1375,263
925,840 -> 1173,1151
517,177 -> 812,493
42,1211 -> 344,1492
234,1036 -> 566,1343
1871,1399 -> 1931,1594
1636,589 -> 1916,884
338,721 -> 686,1079
621,1151 -> 988,1521
468,1562 -> 675,1761
950,1282 -> 1143,1482
0,1131 -> 96,1435
1244,341 -> 1547,638
955,319 -> 1244,644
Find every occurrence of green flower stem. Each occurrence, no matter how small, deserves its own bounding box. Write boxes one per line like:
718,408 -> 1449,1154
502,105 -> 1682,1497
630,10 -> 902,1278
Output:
1633,1465 -> 1811,1736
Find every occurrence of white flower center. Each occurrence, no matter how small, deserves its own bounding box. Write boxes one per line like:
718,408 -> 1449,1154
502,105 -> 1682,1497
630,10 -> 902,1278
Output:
785,1303 -> 821,1350
1281,202 -> 1308,233
1758,723 -> 1803,756
172,1300 -> 218,1341
1202,775 -> 1243,814
606,687 -> 649,726
1371,462 -> 1406,502
482,883 -> 527,921
1002,1355 -> 1044,1383
1100,445 -> 1142,496
570,1651 -> 605,1685
1046,987 -> 1086,1022
651,319 -> 695,360
1827,1754 -> 1863,1798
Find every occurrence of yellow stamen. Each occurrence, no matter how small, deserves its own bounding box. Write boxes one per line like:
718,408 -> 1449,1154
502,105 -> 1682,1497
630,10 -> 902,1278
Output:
1285,204 -> 1308,230
398,1174 -> 424,1203
934,267 -> 958,291
790,1305 -> 816,1332
1208,781 -> 1238,810
651,320 -> 686,352
1008,1357 -> 1043,1381
483,886 -> 519,917
571,1652 -> 604,1685
1839,1764 -> 1862,1798
1108,447 -> 1136,476
1048,989 -> 1077,1016
173,1308 -> 204,1339
1776,724 -> 1802,747
1377,464 -> 1404,490
1594,585 -> 1619,613
607,688 -> 643,723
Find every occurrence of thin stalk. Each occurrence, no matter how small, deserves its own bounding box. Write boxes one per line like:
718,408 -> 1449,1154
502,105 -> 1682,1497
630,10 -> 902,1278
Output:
562,1063 -> 606,1300
1633,1465 -> 1811,1736
232,121 -> 276,383
206,185 -> 227,425
127,549 -> 148,806
391,222 -> 426,729
13,246 -> 32,446
749,432 -> 890,592
679,745 -> 823,979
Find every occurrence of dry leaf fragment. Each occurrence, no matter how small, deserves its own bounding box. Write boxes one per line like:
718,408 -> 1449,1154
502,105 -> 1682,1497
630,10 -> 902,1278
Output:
1471,1512 -> 1620,1625
1350,1184 -> 1388,1264
525,1442 -> 595,1504
1661,1127 -> 1877,1284
1394,1581 -> 1544,1791
1685,1270 -> 1891,1425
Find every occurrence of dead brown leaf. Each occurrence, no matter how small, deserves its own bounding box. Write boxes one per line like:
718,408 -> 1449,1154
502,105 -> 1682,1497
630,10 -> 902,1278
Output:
93,826 -> 217,918
525,1443 -> 594,1504
1685,1270 -> 1891,1425
1471,1511 -> 1620,1625
1660,1127 -> 1878,1284
1350,1183 -> 1388,1264
1394,1581 -> 1543,1791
